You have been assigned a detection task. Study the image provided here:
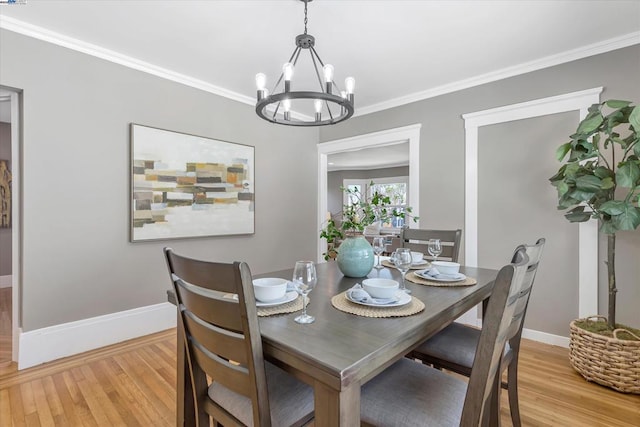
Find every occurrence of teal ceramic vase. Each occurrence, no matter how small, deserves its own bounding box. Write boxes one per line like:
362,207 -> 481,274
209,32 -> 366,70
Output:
336,235 -> 375,278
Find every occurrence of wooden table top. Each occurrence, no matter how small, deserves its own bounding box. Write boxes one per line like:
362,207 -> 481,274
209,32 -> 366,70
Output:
255,261 -> 498,391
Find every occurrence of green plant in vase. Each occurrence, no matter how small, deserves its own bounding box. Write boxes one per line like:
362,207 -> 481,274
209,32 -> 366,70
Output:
549,99 -> 640,335
320,182 -> 418,277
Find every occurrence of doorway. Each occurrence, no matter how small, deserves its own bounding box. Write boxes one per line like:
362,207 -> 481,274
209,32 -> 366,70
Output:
0,87 -> 21,366
317,124 -> 421,262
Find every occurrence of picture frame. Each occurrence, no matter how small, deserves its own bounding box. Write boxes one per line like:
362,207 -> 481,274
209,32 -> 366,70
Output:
130,124 -> 255,242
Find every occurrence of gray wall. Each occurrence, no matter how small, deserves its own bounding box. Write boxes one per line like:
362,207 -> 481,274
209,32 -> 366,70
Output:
0,30 -> 319,331
327,166 -> 409,215
320,45 -> 640,334
0,121 -> 10,277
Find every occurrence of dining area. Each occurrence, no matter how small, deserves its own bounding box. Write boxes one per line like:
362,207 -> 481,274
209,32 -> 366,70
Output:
166,232 -> 544,426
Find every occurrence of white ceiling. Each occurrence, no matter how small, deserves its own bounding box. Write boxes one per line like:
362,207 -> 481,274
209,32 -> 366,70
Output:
1,0 -> 639,164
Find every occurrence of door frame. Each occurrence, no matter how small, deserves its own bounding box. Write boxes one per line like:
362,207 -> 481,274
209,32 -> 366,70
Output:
463,87 -> 603,322
317,124 -> 422,263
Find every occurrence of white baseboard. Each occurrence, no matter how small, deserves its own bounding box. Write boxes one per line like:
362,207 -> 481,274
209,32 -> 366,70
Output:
522,327 -> 569,348
0,275 -> 12,288
18,302 -> 176,370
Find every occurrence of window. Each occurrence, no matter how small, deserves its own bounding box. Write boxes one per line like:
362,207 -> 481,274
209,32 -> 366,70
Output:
343,176 -> 409,231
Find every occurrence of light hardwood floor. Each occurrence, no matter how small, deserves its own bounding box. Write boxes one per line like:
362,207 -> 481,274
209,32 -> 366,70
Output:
0,329 -> 638,426
0,287 -> 11,366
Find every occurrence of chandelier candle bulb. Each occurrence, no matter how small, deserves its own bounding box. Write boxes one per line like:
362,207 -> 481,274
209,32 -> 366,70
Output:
255,73 -> 267,100
283,62 -> 294,92
314,99 -> 323,122
323,64 -> 334,93
283,99 -> 291,121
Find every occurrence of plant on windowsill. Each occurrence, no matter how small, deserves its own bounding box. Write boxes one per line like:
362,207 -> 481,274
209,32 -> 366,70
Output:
549,99 -> 640,394
320,182 -> 418,277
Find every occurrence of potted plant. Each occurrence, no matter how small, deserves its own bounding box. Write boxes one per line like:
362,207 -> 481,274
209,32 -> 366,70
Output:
549,99 -> 640,393
321,182 -> 418,277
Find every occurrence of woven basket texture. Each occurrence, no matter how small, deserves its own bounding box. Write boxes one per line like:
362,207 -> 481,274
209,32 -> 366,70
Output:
569,316 -> 640,394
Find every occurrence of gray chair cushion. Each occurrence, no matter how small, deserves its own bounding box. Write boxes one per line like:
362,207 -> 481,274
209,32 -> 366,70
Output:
416,322 -> 481,369
361,358 -> 467,427
208,361 -> 314,427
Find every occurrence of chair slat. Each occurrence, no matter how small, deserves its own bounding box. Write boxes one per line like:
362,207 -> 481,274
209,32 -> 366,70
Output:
402,228 -> 462,262
183,311 -> 248,366
191,341 -> 252,398
169,251 -> 238,294
175,280 -> 244,333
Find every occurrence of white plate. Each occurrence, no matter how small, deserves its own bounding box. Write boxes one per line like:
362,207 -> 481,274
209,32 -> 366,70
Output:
411,260 -> 430,267
256,291 -> 298,307
416,269 -> 466,282
346,291 -> 412,307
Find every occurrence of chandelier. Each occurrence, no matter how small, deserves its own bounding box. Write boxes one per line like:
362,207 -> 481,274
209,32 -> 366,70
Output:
255,0 -> 355,126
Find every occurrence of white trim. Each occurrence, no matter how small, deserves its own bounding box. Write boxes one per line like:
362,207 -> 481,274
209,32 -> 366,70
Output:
18,302 -> 176,370
522,328 -> 570,348
318,124 -> 421,263
2,16 -> 636,120
0,17 -> 254,107
328,161 -> 409,172
0,275 -> 11,288
463,87 -> 602,322
355,32 -> 639,117
9,89 -> 20,362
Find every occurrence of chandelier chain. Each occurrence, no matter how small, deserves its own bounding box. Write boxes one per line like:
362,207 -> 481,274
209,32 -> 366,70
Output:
303,0 -> 308,34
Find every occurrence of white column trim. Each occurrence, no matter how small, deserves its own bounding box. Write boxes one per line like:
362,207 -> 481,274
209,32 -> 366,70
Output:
463,87 -> 602,321
317,124 -> 422,263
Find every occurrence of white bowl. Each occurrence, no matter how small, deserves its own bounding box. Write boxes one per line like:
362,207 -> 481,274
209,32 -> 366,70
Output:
252,278 -> 288,302
411,251 -> 424,264
362,278 -> 399,299
431,261 -> 460,275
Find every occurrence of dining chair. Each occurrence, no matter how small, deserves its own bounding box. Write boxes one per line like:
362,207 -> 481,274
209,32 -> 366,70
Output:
360,245 -> 532,426
401,228 -> 462,262
408,238 -> 545,427
164,248 -> 314,427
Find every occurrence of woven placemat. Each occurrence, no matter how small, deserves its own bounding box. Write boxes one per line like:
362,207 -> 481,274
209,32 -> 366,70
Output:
331,291 -> 425,318
381,259 -> 431,270
405,271 -> 477,287
257,296 -> 307,317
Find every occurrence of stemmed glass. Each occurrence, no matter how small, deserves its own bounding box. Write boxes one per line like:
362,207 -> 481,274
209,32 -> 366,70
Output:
292,261 -> 317,324
372,237 -> 386,270
428,239 -> 442,263
393,248 -> 413,294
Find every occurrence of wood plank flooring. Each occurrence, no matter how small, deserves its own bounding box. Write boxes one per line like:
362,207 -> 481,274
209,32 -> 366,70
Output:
0,328 -> 638,426
0,287 -> 11,366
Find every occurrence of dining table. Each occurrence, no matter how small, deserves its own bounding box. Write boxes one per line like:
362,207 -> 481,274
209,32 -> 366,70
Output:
169,259 -> 499,427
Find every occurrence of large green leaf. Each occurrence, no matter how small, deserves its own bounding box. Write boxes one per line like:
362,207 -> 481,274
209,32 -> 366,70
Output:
616,160 -> 640,187
576,113 -> 603,135
629,105 -> 640,132
593,166 -> 613,179
575,175 -> 602,192
600,200 -> 626,215
565,211 -> 592,222
600,219 -> 617,234
555,142 -> 571,162
605,100 -> 632,109
600,177 -> 615,190
613,205 -> 640,230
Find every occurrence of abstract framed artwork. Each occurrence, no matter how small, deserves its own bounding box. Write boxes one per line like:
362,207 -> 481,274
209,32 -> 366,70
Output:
130,124 -> 255,242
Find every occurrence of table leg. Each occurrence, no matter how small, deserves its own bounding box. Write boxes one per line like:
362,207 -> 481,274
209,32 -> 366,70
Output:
313,381 -> 361,427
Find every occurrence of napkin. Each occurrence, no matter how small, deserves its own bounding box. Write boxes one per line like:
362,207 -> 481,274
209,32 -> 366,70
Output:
423,267 -> 461,280
286,281 -> 298,292
346,284 -> 399,305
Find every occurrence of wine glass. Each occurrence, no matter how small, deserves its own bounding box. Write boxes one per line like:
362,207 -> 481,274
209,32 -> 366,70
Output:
428,239 -> 442,263
292,261 -> 317,324
372,237 -> 386,270
393,248 -> 412,294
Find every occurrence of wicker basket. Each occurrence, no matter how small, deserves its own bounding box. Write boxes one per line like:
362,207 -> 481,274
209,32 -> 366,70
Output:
569,316 -> 640,394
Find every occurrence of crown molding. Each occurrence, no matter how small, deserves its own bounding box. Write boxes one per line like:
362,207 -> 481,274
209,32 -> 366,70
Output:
2,16 -> 638,119
0,16 -> 255,104
355,31 -> 640,117
328,160 -> 409,172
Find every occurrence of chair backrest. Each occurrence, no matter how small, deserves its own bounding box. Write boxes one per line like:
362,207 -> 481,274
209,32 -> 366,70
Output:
459,246 -> 531,425
401,228 -> 462,262
506,238 -> 545,345
164,248 -> 271,427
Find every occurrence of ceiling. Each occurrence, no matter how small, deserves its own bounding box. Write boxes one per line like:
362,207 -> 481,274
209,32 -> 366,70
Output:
1,0 -> 639,165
